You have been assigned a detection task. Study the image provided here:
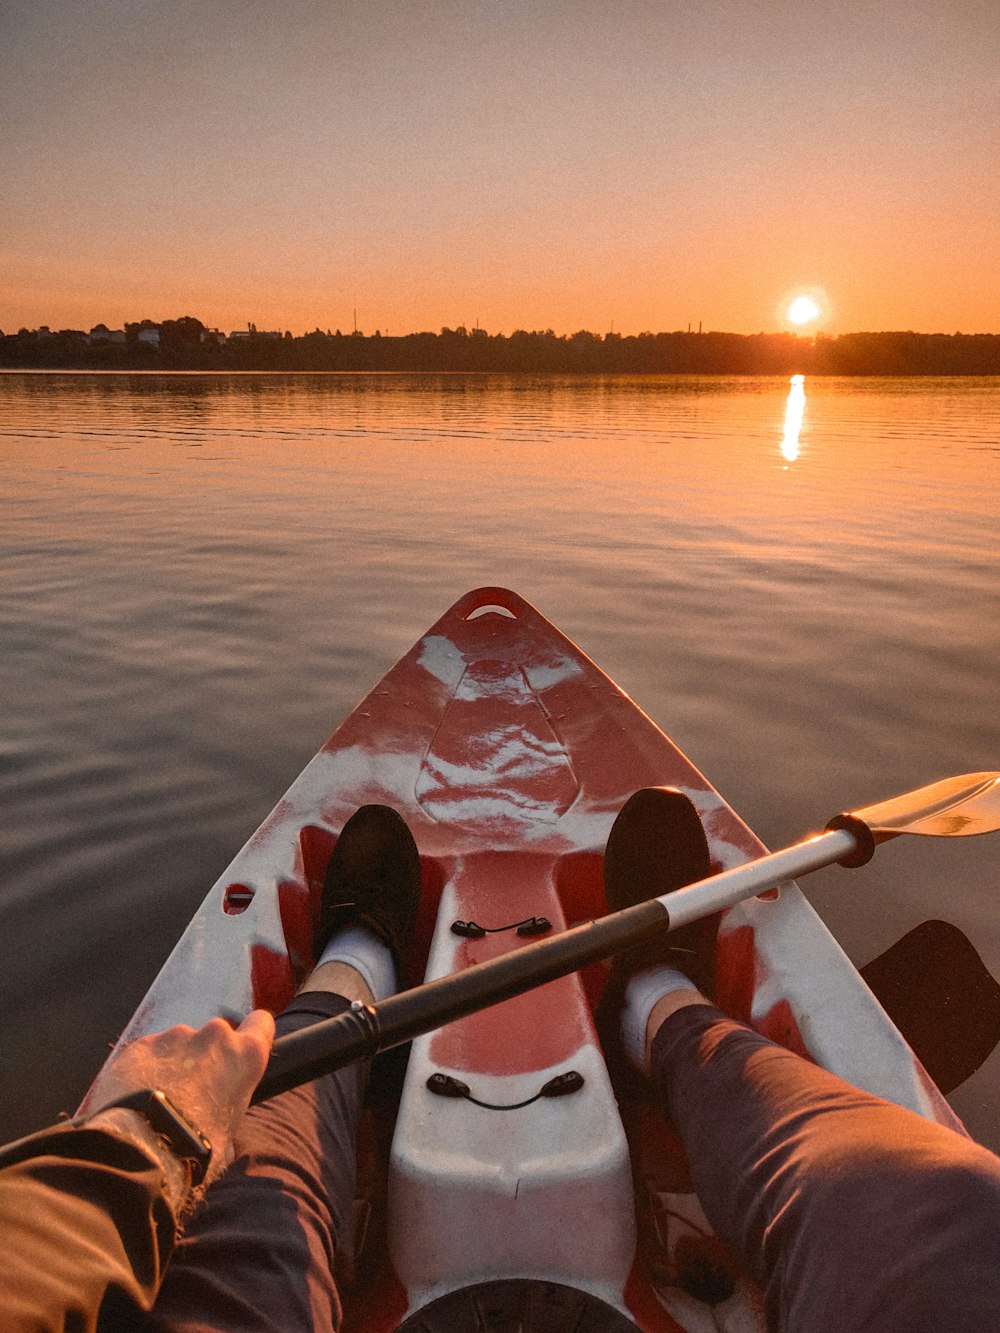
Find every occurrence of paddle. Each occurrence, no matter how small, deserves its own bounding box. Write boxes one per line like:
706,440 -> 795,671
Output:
254,771 -> 1000,1102
860,919 -> 1000,1095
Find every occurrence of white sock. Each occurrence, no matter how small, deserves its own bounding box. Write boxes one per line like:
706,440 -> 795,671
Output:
621,965 -> 699,1074
317,924 -> 397,1001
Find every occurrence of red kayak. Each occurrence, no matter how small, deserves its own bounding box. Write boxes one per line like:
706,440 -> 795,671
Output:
96,587 -> 962,1330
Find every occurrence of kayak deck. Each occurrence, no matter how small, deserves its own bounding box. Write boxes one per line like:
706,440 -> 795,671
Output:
97,587 -> 961,1331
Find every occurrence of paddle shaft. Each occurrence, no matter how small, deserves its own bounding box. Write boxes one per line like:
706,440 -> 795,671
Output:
254,825 -> 858,1102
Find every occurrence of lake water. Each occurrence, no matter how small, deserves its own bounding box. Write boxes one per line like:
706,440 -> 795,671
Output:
1,371 -> 998,1149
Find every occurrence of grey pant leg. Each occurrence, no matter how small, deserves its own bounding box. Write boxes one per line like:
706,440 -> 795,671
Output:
148,993 -> 365,1333
651,1004 -> 1000,1333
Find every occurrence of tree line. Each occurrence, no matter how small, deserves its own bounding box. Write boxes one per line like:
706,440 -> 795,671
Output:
2,319 -> 999,375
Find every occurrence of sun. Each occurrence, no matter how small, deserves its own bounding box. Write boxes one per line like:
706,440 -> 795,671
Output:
787,295 -> 821,326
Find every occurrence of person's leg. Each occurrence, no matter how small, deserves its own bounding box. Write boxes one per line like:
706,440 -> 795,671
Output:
644,986 -> 1000,1333
604,789 -> 1000,1331
146,966 -> 373,1333
148,805 -> 422,1333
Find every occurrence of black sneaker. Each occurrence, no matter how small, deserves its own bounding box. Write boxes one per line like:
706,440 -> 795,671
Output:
315,805 -> 422,982
604,787 -> 715,994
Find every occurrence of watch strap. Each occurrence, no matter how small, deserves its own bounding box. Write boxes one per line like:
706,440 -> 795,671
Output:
100,1089 -> 212,1187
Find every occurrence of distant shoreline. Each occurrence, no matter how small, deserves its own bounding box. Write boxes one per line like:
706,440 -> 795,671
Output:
3,322 -> 999,376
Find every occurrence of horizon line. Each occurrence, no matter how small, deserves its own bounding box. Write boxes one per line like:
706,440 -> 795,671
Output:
6,321 -> 1000,341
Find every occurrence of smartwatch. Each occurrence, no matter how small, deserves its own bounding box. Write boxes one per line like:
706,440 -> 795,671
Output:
99,1089 -> 213,1186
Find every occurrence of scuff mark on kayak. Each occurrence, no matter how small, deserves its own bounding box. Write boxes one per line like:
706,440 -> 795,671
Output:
416,634 -> 466,687
524,656 -> 585,691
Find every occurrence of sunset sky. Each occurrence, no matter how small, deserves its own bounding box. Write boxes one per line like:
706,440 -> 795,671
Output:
3,0 -> 998,337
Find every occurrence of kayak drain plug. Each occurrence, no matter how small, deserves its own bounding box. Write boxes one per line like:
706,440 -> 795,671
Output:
451,916 -> 552,938
426,1070 -> 584,1110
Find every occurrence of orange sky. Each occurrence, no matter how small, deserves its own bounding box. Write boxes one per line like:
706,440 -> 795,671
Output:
2,1 -> 998,337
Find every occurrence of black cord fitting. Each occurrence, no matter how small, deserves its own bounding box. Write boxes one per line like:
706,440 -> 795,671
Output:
451,920 -> 487,938
426,1073 -> 471,1098
539,1070 -> 585,1097
516,916 -> 552,936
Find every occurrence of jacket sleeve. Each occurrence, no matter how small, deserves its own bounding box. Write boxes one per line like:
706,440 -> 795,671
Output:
0,1120 -> 179,1332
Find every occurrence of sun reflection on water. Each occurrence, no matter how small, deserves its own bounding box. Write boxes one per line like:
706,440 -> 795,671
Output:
781,374 -> 805,462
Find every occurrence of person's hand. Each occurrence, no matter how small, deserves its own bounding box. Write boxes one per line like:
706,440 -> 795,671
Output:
85,1011 -> 275,1189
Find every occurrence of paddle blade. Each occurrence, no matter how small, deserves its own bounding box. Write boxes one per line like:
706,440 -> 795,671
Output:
860,920 -> 1000,1095
852,772 -> 1000,839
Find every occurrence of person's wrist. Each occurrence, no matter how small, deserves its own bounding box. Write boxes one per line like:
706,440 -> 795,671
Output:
86,1104 -> 199,1215
102,1089 -> 212,1181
